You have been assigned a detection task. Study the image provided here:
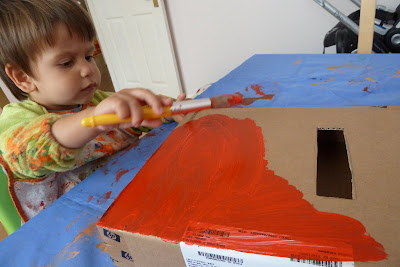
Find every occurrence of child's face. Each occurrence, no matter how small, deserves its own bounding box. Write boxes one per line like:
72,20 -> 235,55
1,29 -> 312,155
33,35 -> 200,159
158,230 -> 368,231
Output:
29,23 -> 101,110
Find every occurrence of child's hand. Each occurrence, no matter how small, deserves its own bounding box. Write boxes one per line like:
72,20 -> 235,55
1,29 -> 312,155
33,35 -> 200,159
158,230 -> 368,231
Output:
94,88 -> 173,130
168,93 -> 190,123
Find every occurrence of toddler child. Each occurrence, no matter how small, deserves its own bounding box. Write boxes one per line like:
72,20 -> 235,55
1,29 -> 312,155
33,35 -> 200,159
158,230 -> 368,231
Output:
0,0 -> 185,222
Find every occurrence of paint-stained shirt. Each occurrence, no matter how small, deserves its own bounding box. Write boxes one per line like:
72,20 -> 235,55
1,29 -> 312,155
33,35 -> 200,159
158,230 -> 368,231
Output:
0,90 -> 151,221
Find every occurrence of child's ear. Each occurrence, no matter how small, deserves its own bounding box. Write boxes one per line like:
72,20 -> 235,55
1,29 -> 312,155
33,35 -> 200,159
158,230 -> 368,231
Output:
5,64 -> 36,93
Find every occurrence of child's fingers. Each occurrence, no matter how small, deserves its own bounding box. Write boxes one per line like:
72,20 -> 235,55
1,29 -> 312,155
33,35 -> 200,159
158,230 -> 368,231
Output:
172,114 -> 185,123
176,93 -> 186,101
124,96 -> 143,126
112,94 -> 137,119
141,119 -> 163,128
107,93 -> 142,125
160,97 -> 173,107
94,88 -> 173,129
125,88 -> 165,115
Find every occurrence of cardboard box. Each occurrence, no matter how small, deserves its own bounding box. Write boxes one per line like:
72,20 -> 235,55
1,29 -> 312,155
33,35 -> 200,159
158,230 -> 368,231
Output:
97,106 -> 400,266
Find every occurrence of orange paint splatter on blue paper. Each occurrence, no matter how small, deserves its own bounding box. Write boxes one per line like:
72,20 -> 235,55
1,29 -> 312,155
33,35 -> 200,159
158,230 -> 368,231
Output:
116,169 -> 129,183
67,251 -> 80,259
97,191 -> 112,205
250,84 -> 265,96
73,223 -> 97,243
96,242 -> 108,253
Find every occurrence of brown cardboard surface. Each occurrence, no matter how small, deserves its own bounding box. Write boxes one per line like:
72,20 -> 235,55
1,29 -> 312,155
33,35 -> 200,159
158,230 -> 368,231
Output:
97,226 -> 184,266
0,222 -> 7,242
98,106 -> 400,266
0,87 -> 9,109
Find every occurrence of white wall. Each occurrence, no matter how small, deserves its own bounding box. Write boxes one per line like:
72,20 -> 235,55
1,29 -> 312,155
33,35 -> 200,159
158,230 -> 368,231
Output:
165,0 -> 398,97
2,0 -> 397,101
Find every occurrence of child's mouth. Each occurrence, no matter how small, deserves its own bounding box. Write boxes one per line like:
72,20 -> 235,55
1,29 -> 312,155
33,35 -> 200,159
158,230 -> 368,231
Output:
82,83 -> 96,92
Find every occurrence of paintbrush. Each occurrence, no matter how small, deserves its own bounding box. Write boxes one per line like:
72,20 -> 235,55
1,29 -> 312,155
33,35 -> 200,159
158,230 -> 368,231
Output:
81,94 -> 243,127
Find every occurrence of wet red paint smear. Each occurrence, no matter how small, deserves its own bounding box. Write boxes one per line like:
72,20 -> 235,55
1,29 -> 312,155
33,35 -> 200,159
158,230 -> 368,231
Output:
88,195 -> 93,203
363,87 -> 370,93
116,169 -> 129,183
98,115 -> 386,262
97,191 -> 112,205
250,84 -> 265,96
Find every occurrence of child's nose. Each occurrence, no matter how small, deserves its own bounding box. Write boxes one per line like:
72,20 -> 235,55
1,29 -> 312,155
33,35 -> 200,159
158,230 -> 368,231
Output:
80,60 -> 94,77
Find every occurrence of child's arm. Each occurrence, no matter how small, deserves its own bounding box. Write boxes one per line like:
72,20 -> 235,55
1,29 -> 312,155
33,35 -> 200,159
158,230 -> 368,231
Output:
0,88 -> 172,179
52,88 -> 173,149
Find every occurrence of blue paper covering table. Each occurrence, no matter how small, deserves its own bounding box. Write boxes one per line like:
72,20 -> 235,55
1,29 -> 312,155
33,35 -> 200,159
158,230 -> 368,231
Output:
1,54 -> 400,266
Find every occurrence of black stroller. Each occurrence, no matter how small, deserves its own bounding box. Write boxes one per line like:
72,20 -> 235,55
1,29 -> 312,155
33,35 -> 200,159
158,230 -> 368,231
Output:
315,0 -> 400,53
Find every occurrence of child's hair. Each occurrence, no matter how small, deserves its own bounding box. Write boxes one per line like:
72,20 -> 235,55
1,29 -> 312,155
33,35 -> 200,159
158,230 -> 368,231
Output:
0,0 -> 96,100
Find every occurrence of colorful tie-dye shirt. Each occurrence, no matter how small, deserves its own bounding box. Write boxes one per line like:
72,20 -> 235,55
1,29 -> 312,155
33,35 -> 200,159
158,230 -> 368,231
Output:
0,90 -> 152,221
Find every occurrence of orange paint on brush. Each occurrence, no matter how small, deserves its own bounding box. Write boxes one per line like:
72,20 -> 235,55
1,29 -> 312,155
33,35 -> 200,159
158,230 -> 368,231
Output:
242,95 -> 275,106
227,93 -> 243,106
98,115 -> 386,262
293,59 -> 302,65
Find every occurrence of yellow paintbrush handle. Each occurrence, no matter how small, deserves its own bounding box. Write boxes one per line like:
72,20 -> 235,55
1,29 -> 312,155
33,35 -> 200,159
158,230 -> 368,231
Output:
81,106 -> 172,127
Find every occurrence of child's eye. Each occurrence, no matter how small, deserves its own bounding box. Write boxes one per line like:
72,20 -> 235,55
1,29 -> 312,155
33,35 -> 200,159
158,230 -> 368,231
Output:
60,60 -> 73,67
85,55 -> 94,61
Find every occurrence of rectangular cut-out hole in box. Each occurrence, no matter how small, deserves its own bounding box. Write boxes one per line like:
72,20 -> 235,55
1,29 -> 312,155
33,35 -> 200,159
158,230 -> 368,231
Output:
317,128 -> 353,199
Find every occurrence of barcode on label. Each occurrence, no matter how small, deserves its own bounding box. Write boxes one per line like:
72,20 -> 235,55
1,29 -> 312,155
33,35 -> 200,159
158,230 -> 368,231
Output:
203,228 -> 230,237
198,251 -> 243,265
290,258 -> 343,267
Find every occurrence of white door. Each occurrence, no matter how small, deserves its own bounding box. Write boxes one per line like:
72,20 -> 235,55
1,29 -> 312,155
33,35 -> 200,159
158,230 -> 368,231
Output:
85,0 -> 182,97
